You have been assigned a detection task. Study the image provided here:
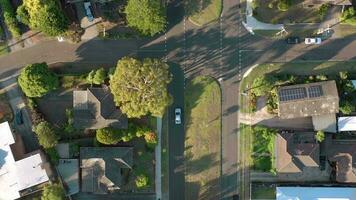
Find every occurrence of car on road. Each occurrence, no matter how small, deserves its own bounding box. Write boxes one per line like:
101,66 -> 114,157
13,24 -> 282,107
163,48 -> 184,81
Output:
286,36 -> 300,44
15,109 -> 23,125
175,108 -> 182,125
84,2 -> 94,22
305,37 -> 322,44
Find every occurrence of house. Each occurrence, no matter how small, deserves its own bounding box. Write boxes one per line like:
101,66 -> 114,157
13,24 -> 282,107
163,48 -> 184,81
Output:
303,0 -> 352,6
73,87 -> 128,129
80,147 -> 133,194
0,121 -> 51,200
278,81 -> 339,132
276,131 -> 330,181
57,159 -> 79,196
276,187 -> 356,200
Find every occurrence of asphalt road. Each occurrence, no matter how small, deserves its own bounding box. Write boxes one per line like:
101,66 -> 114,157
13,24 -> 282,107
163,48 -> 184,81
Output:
1,1 -> 356,199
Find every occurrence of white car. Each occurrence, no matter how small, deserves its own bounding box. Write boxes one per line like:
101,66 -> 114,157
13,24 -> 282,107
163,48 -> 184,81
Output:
305,37 -> 322,44
175,108 -> 182,125
84,2 -> 94,22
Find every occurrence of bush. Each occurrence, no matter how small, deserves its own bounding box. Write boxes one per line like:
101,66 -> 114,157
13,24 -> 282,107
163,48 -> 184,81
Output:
315,130 -> 325,143
318,4 -> 330,19
340,101 -> 353,115
251,75 -> 277,97
63,108 -> 75,134
16,4 -> 29,25
144,131 -> 158,149
0,0 -> 21,37
34,121 -> 59,149
41,183 -> 65,200
45,147 -> 60,165
96,128 -> 120,145
86,68 -> 107,85
277,0 -> 291,11
252,0 -> 259,9
135,174 -> 149,188
341,7 -> 356,25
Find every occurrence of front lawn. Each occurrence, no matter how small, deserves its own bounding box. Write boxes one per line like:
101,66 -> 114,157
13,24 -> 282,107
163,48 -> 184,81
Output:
240,124 -> 276,172
186,0 -> 222,26
184,76 -> 221,200
253,0 -> 322,24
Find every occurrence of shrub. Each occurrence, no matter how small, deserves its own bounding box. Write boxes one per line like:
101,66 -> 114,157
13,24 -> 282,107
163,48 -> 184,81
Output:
86,68 -> 107,85
34,121 -> 59,149
144,131 -> 158,149
277,0 -> 291,11
96,128 -> 120,145
315,130 -> 325,143
16,4 -> 29,25
45,147 -> 60,165
340,101 -> 353,115
251,75 -> 277,97
135,174 -> 149,188
252,0 -> 259,9
318,4 -> 330,19
41,183 -> 65,200
0,0 -> 21,37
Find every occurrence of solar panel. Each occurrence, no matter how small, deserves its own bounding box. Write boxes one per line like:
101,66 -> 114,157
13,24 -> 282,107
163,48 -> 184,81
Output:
278,87 -> 307,101
308,85 -> 323,98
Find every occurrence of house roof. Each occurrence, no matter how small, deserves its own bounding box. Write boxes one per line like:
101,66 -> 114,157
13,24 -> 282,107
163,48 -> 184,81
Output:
276,187 -> 356,200
276,132 -> 320,173
338,117 -> 356,132
278,81 -> 339,119
327,143 -> 356,183
80,147 -> 133,194
73,87 -> 128,129
0,122 -> 49,200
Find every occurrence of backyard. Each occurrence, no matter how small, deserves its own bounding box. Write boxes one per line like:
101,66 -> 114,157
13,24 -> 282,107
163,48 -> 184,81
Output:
184,76 -> 221,200
253,0 -> 324,24
186,0 -> 222,26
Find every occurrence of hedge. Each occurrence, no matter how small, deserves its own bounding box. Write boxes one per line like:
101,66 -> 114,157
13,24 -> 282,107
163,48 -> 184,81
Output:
0,0 -> 20,37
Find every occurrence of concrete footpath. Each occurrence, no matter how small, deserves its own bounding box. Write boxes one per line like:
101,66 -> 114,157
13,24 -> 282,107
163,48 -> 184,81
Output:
155,117 -> 162,200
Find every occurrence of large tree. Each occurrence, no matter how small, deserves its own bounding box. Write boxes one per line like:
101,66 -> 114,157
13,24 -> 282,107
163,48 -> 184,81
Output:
125,0 -> 166,36
18,63 -> 59,97
110,57 -> 172,118
41,183 -> 65,200
34,121 -> 59,149
22,0 -> 67,36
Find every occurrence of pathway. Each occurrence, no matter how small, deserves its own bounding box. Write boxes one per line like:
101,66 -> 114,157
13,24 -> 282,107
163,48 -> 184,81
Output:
155,117 -> 162,200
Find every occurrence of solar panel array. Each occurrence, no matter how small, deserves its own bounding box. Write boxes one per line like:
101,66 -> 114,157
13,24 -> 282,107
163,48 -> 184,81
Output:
308,85 -> 323,98
279,87 -> 307,102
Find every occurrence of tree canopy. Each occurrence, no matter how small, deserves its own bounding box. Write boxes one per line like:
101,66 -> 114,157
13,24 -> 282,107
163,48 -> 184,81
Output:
22,0 -> 67,36
41,183 -> 65,200
110,57 -> 172,118
87,68 -> 106,85
18,63 -> 59,97
125,0 -> 166,36
34,121 -> 59,149
135,174 -> 149,188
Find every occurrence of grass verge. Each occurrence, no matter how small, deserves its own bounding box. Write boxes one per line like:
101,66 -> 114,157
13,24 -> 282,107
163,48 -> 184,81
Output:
240,61 -> 356,91
187,0 -> 222,26
184,76 -> 221,200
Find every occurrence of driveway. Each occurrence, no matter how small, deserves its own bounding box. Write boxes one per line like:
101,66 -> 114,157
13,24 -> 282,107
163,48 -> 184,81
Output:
0,77 -> 39,152
75,2 -> 100,40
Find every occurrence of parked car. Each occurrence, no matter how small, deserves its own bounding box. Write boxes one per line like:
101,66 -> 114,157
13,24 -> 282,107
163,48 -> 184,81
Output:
286,36 -> 300,44
175,108 -> 182,125
84,2 -> 94,22
305,37 -> 322,44
15,109 -> 23,125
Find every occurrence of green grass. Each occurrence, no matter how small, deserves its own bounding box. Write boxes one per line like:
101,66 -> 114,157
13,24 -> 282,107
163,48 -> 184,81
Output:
59,74 -> 88,89
251,185 -> 276,199
161,113 -> 169,198
241,124 -> 276,172
0,42 -> 9,56
184,76 -> 221,199
187,0 -> 222,26
241,61 -> 356,91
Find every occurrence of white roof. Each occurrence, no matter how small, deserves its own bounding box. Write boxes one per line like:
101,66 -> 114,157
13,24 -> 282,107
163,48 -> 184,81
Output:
276,187 -> 356,200
0,122 -> 49,200
338,117 -> 356,132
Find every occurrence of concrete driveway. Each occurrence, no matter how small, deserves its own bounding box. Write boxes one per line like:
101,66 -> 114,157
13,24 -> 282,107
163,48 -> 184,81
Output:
75,2 -> 101,40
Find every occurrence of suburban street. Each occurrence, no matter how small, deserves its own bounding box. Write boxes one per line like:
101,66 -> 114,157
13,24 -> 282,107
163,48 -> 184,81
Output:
1,0 -> 356,199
